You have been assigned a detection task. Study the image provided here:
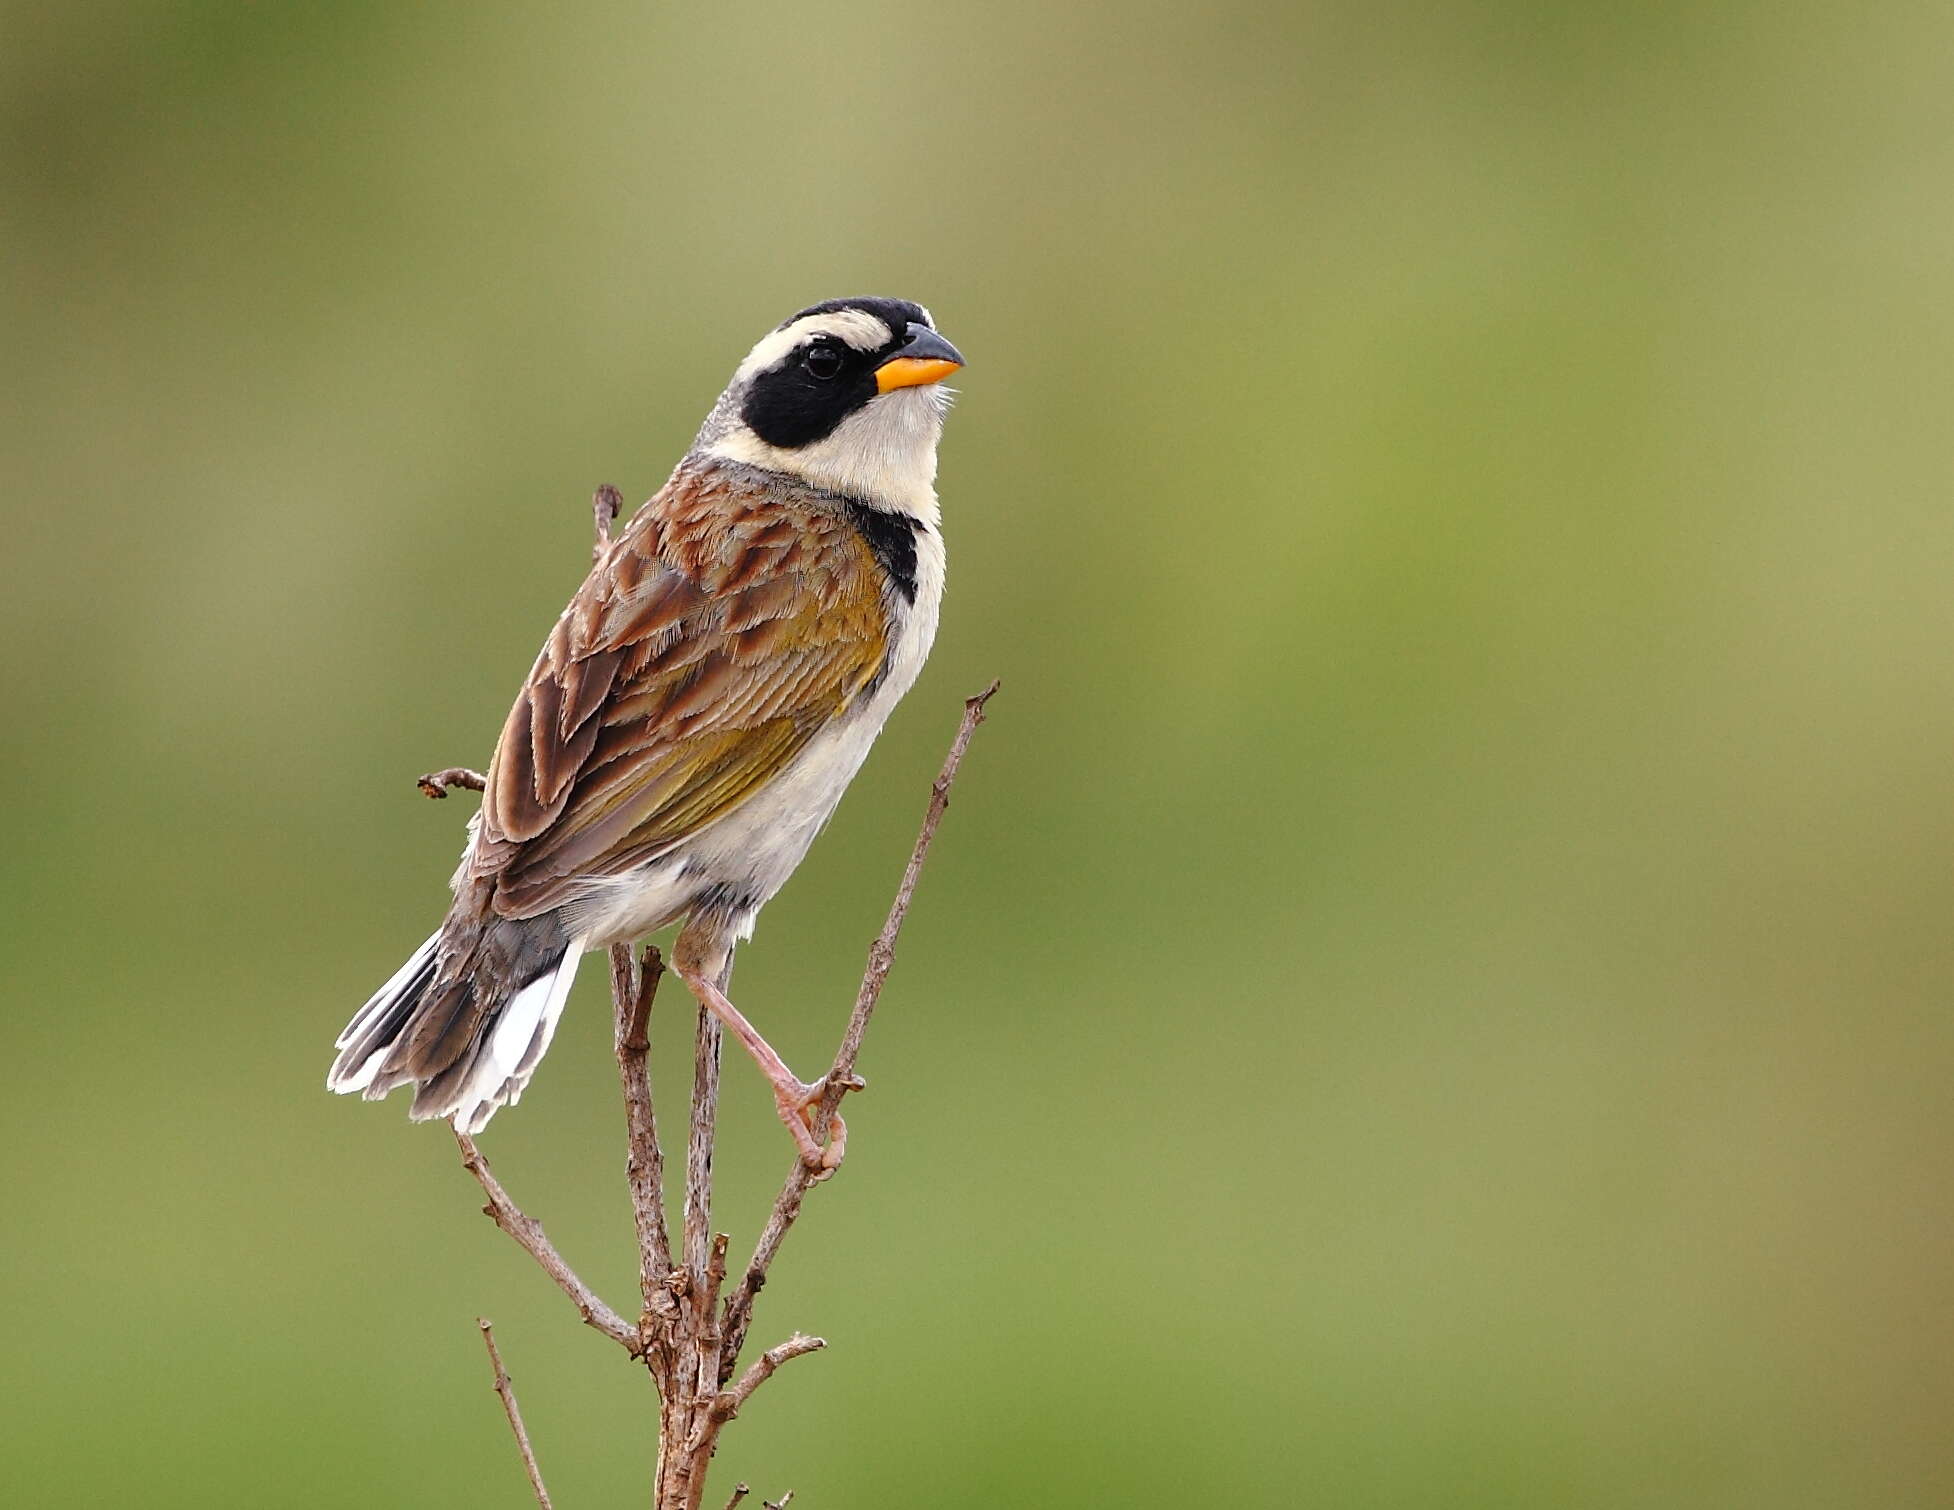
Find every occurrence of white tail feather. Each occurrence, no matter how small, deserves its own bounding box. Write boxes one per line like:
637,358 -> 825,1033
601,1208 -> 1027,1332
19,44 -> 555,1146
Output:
328,932 -> 440,1092
451,946 -> 583,1134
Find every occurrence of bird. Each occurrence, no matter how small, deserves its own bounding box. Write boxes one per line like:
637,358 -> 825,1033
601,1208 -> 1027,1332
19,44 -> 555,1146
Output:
328,296 -> 964,1171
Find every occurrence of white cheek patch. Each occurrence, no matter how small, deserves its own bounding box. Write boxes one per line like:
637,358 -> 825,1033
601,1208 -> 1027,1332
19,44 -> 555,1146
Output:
736,310 -> 895,380
705,386 -> 947,523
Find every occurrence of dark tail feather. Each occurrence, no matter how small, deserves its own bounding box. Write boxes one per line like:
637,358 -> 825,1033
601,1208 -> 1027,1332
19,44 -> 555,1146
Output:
327,911 -> 581,1133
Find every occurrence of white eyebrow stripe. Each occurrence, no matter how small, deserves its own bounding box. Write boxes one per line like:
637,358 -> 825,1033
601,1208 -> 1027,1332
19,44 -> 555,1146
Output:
735,310 -> 895,379
794,310 -> 894,351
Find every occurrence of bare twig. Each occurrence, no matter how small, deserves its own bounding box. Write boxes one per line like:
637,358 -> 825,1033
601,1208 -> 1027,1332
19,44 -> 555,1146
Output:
713,1333 -> 827,1421
722,681 -> 999,1364
722,1487 -> 751,1510
478,1319 -> 554,1510
593,483 -> 624,559
764,1492 -> 795,1509
417,767 -> 486,799
613,943 -> 677,1314
684,976 -> 725,1285
453,1128 -> 638,1351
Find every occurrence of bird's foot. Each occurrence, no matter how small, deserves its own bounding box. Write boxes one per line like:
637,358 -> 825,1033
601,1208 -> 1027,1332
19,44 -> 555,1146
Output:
771,1072 -> 867,1176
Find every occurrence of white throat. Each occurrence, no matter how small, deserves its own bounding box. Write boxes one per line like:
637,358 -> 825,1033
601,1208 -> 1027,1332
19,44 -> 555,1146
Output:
703,385 -> 950,524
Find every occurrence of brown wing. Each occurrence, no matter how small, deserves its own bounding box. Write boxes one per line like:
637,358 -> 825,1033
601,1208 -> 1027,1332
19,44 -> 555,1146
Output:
473,465 -> 890,918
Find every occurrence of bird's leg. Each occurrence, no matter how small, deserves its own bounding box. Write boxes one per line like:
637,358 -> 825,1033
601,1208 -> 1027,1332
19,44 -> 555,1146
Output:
672,959 -> 858,1172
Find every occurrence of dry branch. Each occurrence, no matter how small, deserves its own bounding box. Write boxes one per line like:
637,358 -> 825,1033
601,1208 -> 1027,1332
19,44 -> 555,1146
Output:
453,1129 -> 638,1351
685,992 -> 724,1286
478,1319 -> 554,1510
714,1333 -> 827,1421
721,679 -> 998,1367
613,943 -> 678,1327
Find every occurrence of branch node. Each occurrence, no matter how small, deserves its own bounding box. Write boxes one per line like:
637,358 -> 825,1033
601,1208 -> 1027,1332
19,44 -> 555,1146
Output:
701,1231 -> 731,1318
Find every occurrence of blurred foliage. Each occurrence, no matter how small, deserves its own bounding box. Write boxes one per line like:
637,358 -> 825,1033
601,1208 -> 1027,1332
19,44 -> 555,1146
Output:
4,2 -> 1953,1506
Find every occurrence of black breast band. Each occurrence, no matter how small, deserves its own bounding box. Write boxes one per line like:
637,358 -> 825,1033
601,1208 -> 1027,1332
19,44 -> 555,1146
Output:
844,503 -> 922,605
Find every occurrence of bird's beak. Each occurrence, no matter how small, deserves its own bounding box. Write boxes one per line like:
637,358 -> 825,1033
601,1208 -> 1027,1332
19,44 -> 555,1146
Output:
875,327 -> 965,394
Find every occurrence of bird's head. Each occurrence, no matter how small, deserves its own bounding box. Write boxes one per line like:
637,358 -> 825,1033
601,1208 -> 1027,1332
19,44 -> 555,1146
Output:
695,297 -> 964,520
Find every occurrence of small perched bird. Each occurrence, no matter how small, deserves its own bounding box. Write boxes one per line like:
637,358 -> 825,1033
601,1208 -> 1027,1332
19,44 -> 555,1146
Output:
329,297 -> 964,1169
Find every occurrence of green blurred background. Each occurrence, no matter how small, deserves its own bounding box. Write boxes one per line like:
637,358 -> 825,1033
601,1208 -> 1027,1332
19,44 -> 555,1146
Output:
5,2 -> 1952,1505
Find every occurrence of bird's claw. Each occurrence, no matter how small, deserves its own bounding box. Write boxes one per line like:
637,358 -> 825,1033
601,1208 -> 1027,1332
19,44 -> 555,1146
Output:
774,1072 -> 866,1175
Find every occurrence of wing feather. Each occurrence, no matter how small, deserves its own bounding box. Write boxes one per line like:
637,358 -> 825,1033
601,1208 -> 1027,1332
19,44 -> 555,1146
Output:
475,466 -> 889,919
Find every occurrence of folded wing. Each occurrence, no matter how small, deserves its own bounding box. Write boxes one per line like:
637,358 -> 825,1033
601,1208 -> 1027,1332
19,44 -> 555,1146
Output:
474,470 -> 890,918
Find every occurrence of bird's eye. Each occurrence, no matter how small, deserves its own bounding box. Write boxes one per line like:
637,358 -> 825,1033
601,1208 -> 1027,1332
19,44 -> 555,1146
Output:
803,344 -> 844,380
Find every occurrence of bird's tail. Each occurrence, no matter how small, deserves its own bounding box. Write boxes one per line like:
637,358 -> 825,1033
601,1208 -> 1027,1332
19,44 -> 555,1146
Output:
327,907 -> 582,1134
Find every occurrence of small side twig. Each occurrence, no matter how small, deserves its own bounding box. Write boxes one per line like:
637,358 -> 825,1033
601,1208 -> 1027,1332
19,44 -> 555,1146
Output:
418,767 -> 486,799
721,680 -> 999,1366
713,1333 -> 827,1422
454,1128 -> 638,1351
722,1486 -> 751,1510
593,483 -> 624,560
478,1319 -> 554,1510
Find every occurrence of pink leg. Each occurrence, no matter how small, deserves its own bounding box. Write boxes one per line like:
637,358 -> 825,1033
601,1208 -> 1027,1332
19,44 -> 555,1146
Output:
675,964 -> 858,1171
